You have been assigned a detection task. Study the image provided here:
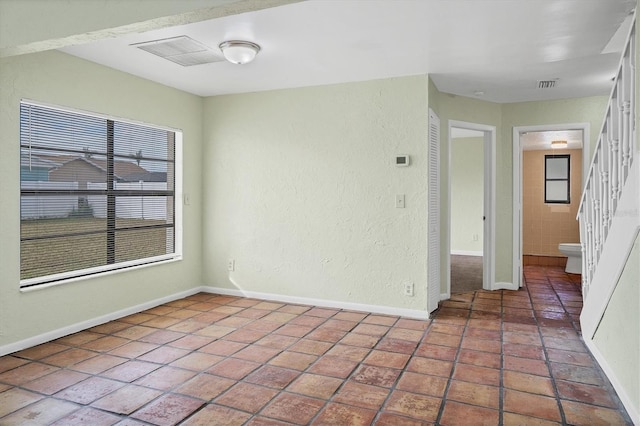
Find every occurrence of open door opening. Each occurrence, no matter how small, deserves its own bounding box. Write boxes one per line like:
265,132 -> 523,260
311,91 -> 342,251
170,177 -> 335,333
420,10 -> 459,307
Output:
444,120 -> 499,299
513,124 -> 590,286
450,127 -> 484,294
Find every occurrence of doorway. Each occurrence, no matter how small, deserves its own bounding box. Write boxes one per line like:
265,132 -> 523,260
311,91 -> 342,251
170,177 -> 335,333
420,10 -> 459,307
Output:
446,120 -> 497,299
450,127 -> 484,294
512,123 -> 590,286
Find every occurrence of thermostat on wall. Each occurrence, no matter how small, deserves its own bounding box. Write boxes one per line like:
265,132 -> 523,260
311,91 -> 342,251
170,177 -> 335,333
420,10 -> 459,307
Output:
396,155 -> 410,167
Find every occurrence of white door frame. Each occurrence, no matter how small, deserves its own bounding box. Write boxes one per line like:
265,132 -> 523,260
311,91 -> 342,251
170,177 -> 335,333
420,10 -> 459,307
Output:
447,120 -> 496,297
512,123 -> 590,287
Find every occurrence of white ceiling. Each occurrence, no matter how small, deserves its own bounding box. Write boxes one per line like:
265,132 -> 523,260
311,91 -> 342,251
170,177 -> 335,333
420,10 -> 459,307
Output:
450,127 -> 583,151
60,0 -> 636,103
521,130 -> 584,151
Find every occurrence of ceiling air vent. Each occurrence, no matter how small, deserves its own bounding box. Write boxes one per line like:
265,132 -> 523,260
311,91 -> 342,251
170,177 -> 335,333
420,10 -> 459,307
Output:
537,79 -> 559,89
131,36 -> 224,66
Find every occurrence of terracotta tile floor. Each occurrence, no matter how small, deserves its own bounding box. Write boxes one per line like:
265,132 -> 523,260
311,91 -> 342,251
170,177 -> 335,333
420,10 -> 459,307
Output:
0,266 -> 633,425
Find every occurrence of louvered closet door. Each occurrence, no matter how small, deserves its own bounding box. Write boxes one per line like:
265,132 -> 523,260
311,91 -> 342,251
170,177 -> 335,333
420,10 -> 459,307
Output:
428,109 -> 441,314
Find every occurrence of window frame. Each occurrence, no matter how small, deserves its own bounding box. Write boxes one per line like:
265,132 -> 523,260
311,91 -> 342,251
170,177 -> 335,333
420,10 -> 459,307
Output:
19,99 -> 183,289
544,154 -> 570,204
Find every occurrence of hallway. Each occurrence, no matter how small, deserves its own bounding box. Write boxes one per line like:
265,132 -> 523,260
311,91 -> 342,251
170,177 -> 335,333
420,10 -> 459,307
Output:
0,266 -> 632,425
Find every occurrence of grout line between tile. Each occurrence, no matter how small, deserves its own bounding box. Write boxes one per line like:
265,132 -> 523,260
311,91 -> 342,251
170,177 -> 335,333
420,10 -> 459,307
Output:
0,273 -> 633,425
433,291 -> 472,425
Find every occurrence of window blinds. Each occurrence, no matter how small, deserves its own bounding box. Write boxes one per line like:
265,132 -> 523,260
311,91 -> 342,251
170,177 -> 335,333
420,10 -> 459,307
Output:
20,101 -> 177,287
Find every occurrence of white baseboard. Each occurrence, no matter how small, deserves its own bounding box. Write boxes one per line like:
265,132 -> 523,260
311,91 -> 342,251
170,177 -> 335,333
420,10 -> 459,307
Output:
1,285 -> 431,357
583,337 -> 640,425
202,286 -> 429,320
0,288 -> 202,357
492,281 -> 518,291
440,292 -> 450,301
451,250 -> 483,256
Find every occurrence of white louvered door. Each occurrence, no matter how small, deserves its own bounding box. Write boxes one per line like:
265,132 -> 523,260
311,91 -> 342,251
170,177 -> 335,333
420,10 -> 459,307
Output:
428,109 -> 441,314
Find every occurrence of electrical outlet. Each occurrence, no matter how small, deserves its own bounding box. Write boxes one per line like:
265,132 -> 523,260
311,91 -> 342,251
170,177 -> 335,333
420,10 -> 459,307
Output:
228,259 -> 235,271
404,283 -> 414,297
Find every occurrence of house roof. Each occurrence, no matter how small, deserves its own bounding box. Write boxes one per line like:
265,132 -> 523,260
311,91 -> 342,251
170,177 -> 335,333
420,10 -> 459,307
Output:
35,154 -> 151,181
83,158 -> 149,180
121,171 -> 168,183
20,154 -> 62,169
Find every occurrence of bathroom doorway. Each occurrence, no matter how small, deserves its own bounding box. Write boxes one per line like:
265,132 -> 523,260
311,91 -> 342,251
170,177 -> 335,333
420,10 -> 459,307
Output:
513,124 -> 589,286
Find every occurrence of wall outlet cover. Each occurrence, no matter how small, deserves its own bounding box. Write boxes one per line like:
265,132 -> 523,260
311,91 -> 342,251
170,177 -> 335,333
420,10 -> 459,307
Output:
404,283 -> 414,297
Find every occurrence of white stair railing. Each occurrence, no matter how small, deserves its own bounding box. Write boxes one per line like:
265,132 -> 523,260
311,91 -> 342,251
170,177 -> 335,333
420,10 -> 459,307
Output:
578,14 -> 636,299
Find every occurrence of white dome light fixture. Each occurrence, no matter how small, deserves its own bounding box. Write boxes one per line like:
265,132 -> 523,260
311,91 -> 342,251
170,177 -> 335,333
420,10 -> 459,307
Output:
219,40 -> 261,65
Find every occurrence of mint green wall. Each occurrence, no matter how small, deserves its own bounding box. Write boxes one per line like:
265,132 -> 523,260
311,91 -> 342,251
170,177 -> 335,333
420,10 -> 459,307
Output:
202,77 -> 430,312
502,97 -> 608,159
593,234 -> 640,418
427,82 -> 502,292
451,137 -> 484,253
428,78 -> 440,113
501,97 -> 608,278
428,80 -> 608,291
0,51 -> 203,347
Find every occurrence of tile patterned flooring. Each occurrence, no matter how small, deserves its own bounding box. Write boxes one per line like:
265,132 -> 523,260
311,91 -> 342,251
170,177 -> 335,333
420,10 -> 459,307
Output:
0,266 -> 633,425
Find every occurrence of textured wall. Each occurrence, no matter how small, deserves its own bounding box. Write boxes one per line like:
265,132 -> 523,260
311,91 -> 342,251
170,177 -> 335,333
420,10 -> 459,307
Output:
202,76 -> 430,312
501,97 -> 608,278
593,234 -> 640,419
429,83 -> 607,289
522,148 -> 582,256
427,85 -> 502,292
0,50 -> 203,347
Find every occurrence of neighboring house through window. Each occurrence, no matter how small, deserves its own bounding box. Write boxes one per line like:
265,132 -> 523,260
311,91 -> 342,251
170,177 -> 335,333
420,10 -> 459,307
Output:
19,100 -> 181,288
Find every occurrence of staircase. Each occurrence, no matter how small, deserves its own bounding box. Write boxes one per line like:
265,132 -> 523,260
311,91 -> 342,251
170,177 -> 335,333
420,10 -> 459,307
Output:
577,11 -> 638,338
576,13 -> 640,423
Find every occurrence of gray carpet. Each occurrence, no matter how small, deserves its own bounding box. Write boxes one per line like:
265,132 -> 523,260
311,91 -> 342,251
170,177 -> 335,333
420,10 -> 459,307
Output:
451,255 -> 483,294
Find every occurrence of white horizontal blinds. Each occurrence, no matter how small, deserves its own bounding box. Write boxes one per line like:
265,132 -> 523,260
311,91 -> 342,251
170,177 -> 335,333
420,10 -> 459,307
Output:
112,122 -> 175,264
19,101 -> 175,286
20,104 -> 109,281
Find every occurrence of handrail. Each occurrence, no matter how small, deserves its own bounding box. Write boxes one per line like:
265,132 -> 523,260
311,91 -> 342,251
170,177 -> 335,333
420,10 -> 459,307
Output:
578,11 -> 637,214
577,12 -> 636,298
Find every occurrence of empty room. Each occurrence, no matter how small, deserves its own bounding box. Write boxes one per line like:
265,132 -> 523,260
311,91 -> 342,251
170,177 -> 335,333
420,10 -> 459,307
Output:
0,0 -> 638,425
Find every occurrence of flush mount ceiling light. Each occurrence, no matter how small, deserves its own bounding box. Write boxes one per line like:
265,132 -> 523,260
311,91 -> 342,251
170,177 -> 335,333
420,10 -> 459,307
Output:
219,40 -> 261,65
551,140 -> 568,149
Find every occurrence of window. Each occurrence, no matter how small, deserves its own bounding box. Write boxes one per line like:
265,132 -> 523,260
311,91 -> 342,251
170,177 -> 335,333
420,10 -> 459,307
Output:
20,101 -> 180,288
544,154 -> 570,204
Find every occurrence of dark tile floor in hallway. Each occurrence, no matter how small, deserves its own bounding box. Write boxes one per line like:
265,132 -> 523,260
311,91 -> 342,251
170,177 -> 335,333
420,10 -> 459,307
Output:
0,266 -> 633,425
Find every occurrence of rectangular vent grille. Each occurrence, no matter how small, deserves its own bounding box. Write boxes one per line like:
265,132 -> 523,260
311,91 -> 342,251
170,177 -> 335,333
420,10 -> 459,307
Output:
537,79 -> 558,89
131,36 -> 224,67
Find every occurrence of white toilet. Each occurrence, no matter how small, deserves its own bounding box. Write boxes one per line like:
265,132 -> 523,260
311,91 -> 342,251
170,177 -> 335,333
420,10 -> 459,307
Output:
558,243 -> 582,274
